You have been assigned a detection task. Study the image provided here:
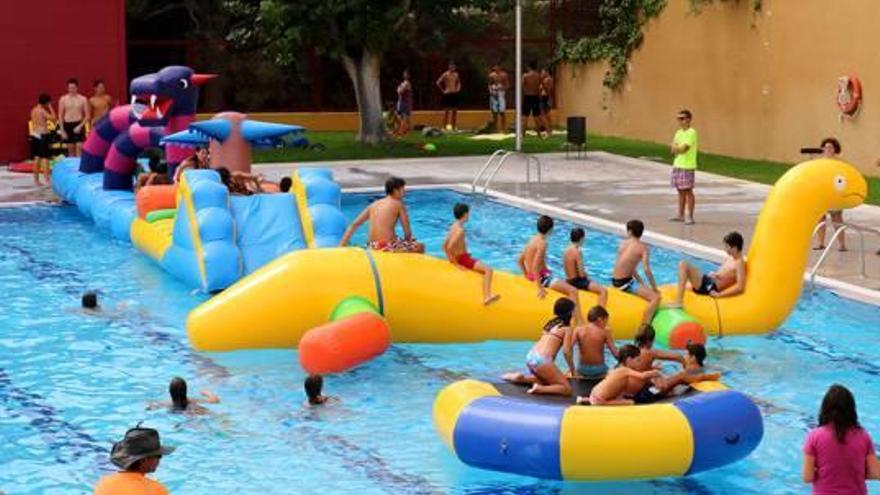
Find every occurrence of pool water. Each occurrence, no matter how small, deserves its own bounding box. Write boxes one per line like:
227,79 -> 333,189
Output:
1,189 -> 878,494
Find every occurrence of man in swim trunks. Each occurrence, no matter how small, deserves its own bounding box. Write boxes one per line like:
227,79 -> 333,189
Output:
522,61 -> 547,138
89,79 -> 114,125
340,176 -> 425,253
30,93 -> 56,185
611,220 -> 661,324
58,78 -> 90,157
539,67 -> 554,131
436,61 -> 461,131
671,231 -> 746,307
443,202 -> 500,305
567,305 -> 619,379
577,345 -> 659,406
488,64 -> 509,133
518,215 -> 582,323
94,425 -> 173,495
563,227 -> 608,307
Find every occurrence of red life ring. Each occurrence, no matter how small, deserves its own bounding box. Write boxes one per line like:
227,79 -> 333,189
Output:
837,76 -> 862,116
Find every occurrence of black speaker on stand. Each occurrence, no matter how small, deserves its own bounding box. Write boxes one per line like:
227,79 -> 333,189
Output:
566,116 -> 586,159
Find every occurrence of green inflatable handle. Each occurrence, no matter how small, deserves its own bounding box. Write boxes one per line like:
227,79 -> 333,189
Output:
145,208 -> 177,223
330,296 -> 379,322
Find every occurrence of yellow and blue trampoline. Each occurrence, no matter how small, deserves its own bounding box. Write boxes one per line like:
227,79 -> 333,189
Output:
434,379 -> 763,481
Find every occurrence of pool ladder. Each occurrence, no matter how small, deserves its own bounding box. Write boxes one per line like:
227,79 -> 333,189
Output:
808,214 -> 880,289
471,149 -> 542,195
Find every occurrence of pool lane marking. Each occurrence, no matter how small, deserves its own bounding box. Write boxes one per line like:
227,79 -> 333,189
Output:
363,249 -> 385,316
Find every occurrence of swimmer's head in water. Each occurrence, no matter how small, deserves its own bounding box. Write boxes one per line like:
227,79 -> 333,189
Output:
537,215 -> 554,234
169,377 -> 188,410
634,324 -> 656,348
81,291 -> 98,309
279,177 -> 292,193
618,344 -> 641,366
305,375 -> 324,405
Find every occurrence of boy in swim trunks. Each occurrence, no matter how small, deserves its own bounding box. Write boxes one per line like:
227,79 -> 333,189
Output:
58,77 -> 90,157
564,227 -> 608,307
628,342 -> 721,404
611,220 -> 661,325
567,305 -> 619,379
443,203 -> 501,305
577,345 -> 659,406
670,231 -> 746,307
518,215 -> 582,323
339,177 -> 425,253
631,324 -> 687,372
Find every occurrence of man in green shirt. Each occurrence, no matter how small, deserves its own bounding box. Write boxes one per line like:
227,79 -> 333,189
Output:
670,109 -> 698,224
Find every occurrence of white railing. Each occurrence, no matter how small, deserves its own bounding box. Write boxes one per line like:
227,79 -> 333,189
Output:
808,217 -> 880,288
471,149 -> 542,195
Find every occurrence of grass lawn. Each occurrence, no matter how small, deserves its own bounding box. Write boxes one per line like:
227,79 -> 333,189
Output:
253,130 -> 880,206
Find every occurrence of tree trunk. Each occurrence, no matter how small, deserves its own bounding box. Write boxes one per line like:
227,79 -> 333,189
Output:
341,50 -> 384,144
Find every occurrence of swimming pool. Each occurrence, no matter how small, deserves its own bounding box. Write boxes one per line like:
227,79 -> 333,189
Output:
2,189 -> 879,494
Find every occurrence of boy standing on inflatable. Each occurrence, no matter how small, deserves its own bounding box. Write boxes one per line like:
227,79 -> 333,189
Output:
339,177 -> 425,253
611,220 -> 661,325
443,203 -> 501,305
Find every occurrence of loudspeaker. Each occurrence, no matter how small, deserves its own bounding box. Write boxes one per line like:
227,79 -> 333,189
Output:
566,116 -> 586,159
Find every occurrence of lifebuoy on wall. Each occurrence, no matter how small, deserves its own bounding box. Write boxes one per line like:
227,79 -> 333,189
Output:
837,76 -> 862,116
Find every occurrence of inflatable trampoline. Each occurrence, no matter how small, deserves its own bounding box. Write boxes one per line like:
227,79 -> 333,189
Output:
433,378 -> 763,481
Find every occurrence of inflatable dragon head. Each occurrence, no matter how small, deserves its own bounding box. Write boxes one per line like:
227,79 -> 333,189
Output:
129,66 -> 215,126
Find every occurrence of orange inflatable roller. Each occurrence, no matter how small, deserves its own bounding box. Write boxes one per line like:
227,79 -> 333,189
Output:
136,184 -> 178,219
298,312 -> 391,374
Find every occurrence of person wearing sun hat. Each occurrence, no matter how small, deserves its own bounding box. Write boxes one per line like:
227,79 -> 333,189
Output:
93,425 -> 174,495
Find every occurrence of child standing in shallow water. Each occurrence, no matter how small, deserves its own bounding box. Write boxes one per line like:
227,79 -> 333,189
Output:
443,203 -> 500,305
803,384 -> 880,493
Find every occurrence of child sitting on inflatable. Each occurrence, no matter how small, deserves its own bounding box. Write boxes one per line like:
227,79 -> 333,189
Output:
632,324 -> 687,371
628,343 -> 722,405
518,215 -> 582,323
568,305 -> 618,379
578,345 -> 659,405
502,298 -> 577,396
339,177 -> 425,253
443,202 -> 500,305
611,220 -> 661,325
564,228 -> 608,307
670,231 -> 746,307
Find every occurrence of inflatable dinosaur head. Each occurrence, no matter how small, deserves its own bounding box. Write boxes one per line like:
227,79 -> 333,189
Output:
129,66 -> 215,126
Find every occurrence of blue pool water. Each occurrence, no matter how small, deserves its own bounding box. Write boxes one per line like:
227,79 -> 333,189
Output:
1,189 -> 879,494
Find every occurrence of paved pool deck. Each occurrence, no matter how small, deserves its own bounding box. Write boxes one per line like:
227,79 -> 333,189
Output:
255,152 -> 880,300
4,151 -> 879,300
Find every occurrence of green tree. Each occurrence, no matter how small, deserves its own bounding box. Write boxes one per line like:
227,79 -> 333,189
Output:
225,0 -> 507,144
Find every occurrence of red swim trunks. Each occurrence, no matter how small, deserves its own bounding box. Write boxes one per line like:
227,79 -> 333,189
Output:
456,252 -> 478,270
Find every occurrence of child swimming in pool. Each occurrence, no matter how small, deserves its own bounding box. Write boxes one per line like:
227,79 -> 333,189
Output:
147,377 -> 220,415
578,345 -> 659,406
563,228 -> 608,308
502,297 -> 577,396
670,231 -> 746,307
611,220 -> 661,325
443,203 -> 500,305
631,324 -> 687,371
518,215 -> 582,323
567,305 -> 618,379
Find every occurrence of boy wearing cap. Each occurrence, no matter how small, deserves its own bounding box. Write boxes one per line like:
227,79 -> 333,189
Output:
94,425 -> 174,494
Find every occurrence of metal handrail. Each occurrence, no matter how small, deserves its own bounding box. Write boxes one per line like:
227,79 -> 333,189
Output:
808,221 -> 880,288
481,151 -> 542,194
471,149 -> 508,193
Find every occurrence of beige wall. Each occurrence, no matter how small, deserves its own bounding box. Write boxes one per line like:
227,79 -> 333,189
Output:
556,0 -> 880,176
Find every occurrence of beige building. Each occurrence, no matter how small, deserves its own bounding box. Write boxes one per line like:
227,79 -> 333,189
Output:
556,0 -> 880,176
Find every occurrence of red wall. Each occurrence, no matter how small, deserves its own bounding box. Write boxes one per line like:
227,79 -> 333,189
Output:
0,0 -> 126,163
